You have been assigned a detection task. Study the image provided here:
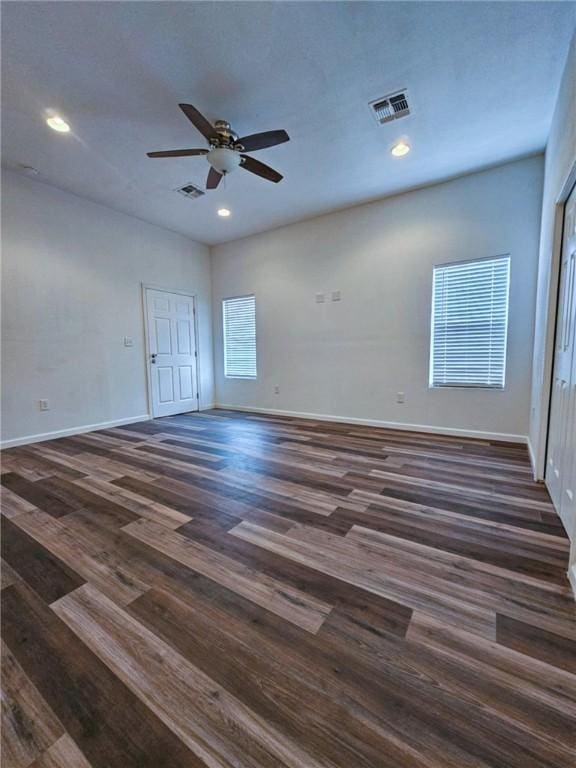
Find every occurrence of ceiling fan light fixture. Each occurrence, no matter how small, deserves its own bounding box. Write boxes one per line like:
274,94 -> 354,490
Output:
207,147 -> 241,175
147,103 -> 289,189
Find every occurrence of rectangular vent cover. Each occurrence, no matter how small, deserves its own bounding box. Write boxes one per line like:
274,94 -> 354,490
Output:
369,90 -> 410,125
176,182 -> 205,199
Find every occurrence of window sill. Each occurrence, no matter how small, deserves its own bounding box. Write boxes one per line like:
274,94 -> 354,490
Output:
429,384 -> 505,391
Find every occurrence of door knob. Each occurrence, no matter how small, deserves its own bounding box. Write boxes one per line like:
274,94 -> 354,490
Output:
150,353 -> 157,364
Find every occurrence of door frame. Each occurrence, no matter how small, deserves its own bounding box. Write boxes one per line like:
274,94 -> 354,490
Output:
533,160 -> 576,481
543,174 -> 576,483
141,284 -> 201,419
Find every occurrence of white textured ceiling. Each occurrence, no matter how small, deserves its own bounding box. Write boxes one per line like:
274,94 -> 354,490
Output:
2,1 -> 575,245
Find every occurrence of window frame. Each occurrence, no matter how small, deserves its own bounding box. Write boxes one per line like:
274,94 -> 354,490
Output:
428,254 -> 511,391
222,294 -> 257,380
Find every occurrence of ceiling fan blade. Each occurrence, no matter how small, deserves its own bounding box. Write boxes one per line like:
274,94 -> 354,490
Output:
207,167 -> 223,189
147,149 -> 208,158
179,103 -> 217,141
240,155 -> 283,183
237,130 -> 289,152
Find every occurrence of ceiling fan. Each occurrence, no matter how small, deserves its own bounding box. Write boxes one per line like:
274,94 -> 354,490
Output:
147,103 -> 290,190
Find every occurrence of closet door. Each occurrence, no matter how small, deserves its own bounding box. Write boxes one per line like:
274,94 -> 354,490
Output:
546,184 -> 576,536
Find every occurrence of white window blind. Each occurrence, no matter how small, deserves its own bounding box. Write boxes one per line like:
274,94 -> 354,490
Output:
430,255 -> 510,389
223,295 -> 257,378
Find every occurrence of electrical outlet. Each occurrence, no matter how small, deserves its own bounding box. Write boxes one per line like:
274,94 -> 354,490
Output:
274,385 -> 280,395
396,392 -> 405,404
39,399 -> 49,411
124,336 -> 134,347
315,293 -> 325,303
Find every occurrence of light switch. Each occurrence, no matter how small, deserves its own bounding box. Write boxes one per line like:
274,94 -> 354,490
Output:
315,293 -> 325,303
124,337 -> 134,347
331,290 -> 341,301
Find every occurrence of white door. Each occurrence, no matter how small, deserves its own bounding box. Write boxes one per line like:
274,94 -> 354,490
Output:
145,288 -> 199,418
546,184 -> 576,536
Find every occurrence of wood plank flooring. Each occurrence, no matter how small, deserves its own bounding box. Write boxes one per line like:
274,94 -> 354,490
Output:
1,409 -> 575,768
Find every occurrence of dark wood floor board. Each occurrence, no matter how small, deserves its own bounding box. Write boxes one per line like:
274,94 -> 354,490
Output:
1,409 -> 574,767
29,445 -> 124,484
319,610 -> 576,764
360,459 -> 553,499
116,464 -> 361,532
134,442 -> 229,470
1,453 -> 52,482
407,611 -> 576,705
53,583 -> 334,768
0,473 -> 77,518
2,582 -> 205,768
73,475 -> 193,528
0,485 -> 37,519
2,447 -> 85,482
126,587 -> 450,768
331,506 -> 569,581
1,558 -> 20,591
36,476 -> 140,528
368,484 -> 566,537
348,490 -> 570,550
168,526 -> 573,767
123,517 -> 333,633
1,639 -> 65,768
177,517 -> 413,638
123,474 -> 293,532
12,509 -> 149,606
114,473 -> 337,534
112,474 -> 244,527
123,572 -> 496,767
40,440 -> 160,483
496,613 -> 576,673
1,516 -> 85,604
231,520 -> 497,638
370,468 -> 555,513
346,525 -> 576,618
28,733 -> 93,768
117,501 -> 576,764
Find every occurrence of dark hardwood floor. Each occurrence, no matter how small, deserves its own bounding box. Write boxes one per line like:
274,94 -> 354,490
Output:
1,409 -> 575,768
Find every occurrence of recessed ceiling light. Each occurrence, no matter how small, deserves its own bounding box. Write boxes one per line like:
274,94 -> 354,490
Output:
391,140 -> 410,157
46,116 -> 70,133
217,208 -> 231,218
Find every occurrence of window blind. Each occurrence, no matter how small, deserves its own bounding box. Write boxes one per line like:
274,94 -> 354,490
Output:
223,295 -> 257,379
430,256 -> 510,388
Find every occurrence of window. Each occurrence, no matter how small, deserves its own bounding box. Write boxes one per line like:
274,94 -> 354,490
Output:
223,295 -> 257,378
430,255 -> 510,389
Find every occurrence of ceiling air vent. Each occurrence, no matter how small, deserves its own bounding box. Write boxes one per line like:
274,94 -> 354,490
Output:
176,182 -> 205,199
369,90 -> 410,125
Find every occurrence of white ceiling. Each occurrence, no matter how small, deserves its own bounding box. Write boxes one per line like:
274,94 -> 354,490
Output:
2,2 -> 575,245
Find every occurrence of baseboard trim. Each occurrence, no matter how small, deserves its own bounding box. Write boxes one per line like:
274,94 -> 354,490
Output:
0,414 -> 151,450
214,404 -> 528,444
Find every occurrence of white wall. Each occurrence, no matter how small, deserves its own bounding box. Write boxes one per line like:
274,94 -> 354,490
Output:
530,33 -> 576,479
1,170 -> 214,446
211,156 -> 544,441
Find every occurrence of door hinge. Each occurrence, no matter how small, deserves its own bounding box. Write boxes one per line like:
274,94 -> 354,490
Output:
196,392 -> 199,399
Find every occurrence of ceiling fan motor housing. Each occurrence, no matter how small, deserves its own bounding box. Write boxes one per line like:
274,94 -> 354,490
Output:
207,146 -> 241,175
